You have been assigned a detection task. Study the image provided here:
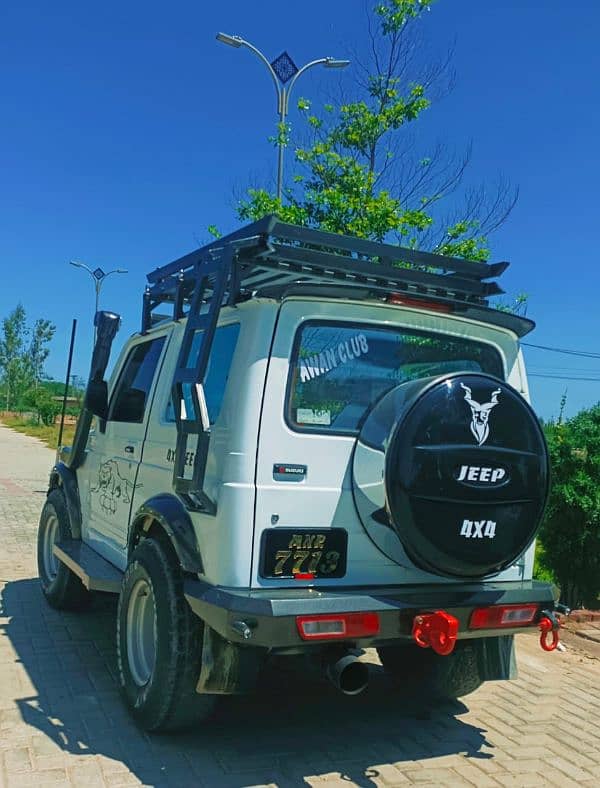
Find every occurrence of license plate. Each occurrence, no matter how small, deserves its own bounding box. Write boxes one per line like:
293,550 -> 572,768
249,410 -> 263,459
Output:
260,529 -> 348,579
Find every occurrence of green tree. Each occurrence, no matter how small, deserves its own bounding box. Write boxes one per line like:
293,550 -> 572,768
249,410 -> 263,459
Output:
27,318 -> 56,387
0,304 -> 29,411
0,307 -> 56,410
237,0 -> 516,261
540,404 -> 600,609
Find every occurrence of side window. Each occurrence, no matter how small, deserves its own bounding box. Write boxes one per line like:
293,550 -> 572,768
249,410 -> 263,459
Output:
109,337 -> 166,423
166,324 -> 240,425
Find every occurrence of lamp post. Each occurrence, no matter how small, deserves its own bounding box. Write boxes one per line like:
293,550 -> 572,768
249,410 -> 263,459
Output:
216,33 -> 349,201
69,261 -> 127,341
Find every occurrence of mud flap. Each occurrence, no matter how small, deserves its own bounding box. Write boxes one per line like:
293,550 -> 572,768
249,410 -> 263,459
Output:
476,635 -> 517,681
196,625 -> 265,694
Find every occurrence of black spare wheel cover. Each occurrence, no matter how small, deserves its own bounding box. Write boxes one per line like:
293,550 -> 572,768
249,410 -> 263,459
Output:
352,373 -> 550,578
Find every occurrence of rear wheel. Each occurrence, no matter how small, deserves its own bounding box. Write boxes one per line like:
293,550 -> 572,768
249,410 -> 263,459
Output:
37,489 -> 91,610
117,537 -> 215,732
377,640 -> 483,700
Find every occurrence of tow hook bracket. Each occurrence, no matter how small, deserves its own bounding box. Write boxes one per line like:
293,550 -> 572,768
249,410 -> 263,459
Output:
412,611 -> 459,656
539,608 -> 562,652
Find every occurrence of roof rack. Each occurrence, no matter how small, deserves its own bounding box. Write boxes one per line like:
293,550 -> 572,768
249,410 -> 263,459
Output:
144,216 -> 512,513
142,214 -> 509,333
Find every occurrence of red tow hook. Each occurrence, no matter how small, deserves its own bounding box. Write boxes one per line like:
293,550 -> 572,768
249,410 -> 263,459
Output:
539,610 -> 561,652
412,611 -> 459,656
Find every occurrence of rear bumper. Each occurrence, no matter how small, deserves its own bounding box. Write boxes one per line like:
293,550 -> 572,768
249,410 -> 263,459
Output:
184,578 -> 558,650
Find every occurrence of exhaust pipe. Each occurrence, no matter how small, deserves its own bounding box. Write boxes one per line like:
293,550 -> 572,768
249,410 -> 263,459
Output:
325,654 -> 369,696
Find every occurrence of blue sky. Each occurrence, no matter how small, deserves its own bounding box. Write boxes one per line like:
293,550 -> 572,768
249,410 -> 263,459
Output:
1,0 -> 598,420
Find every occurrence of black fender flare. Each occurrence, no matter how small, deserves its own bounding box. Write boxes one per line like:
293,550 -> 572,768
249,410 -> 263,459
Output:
129,494 -> 204,575
48,462 -> 82,539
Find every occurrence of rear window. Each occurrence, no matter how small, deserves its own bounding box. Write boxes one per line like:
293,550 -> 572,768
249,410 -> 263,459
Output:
286,321 -> 504,434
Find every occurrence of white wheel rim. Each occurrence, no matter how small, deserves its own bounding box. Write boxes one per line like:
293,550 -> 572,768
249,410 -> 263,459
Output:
43,513 -> 59,580
126,579 -> 157,687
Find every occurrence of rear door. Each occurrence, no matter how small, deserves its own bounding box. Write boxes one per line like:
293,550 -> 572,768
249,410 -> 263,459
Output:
252,299 -> 517,589
131,319 -> 248,586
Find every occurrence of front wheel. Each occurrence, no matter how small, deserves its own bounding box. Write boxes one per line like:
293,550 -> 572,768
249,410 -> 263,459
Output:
37,489 -> 91,611
377,640 -> 483,700
117,537 -> 215,732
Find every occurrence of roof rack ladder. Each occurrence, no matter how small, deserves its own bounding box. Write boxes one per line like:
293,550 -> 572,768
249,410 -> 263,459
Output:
171,245 -> 235,513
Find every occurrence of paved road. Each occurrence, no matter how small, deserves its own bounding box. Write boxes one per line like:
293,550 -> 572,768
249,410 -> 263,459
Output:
1,422 -> 600,787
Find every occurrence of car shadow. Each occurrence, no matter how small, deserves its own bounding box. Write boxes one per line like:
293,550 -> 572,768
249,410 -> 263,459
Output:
1,578 -> 495,787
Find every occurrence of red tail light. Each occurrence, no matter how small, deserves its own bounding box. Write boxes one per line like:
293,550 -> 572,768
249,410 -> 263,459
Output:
470,604 -> 538,630
296,612 -> 380,641
386,294 -> 452,313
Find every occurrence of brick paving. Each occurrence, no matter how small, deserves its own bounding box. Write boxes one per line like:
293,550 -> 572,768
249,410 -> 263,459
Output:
1,421 -> 600,787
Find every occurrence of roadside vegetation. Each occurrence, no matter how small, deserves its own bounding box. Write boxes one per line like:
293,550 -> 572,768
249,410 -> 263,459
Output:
0,413 -> 76,450
0,304 -> 56,410
536,403 -> 600,610
0,302 -> 82,449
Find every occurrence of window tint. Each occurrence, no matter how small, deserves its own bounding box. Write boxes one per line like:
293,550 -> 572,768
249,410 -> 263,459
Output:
287,322 -> 503,433
109,337 -> 166,423
167,324 -> 240,425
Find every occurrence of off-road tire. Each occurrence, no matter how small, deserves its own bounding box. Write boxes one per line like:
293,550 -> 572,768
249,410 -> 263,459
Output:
116,537 -> 215,732
37,488 -> 91,610
377,640 -> 483,700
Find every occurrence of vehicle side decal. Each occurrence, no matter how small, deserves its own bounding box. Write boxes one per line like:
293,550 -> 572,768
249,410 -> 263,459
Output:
90,460 -> 142,517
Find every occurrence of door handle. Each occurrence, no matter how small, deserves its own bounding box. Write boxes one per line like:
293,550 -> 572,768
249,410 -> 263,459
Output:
124,445 -> 135,454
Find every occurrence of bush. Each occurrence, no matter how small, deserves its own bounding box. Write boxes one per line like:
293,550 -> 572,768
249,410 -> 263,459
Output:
22,387 -> 60,427
541,404 -> 600,608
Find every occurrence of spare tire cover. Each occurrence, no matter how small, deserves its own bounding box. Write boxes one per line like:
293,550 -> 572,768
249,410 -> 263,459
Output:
352,373 -> 549,578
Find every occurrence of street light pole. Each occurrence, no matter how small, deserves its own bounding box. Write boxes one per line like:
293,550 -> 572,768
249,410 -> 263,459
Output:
216,33 -> 349,201
69,261 -> 127,342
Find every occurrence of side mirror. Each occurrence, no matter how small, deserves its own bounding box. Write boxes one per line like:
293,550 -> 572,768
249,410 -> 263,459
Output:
85,380 -> 108,419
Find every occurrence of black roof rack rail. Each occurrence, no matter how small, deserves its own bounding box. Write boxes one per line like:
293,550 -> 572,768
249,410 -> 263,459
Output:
143,215 -> 510,334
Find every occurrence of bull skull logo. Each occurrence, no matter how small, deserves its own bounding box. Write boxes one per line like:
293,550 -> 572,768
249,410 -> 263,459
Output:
460,383 -> 501,446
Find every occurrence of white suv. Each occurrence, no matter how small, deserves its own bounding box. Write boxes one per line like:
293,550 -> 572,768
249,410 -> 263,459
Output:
37,216 -> 558,731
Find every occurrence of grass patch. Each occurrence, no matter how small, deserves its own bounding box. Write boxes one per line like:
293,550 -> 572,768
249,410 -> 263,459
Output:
0,415 -> 76,450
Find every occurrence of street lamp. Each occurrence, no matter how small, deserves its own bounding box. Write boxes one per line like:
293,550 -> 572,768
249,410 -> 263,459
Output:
216,32 -> 350,201
69,261 -> 127,341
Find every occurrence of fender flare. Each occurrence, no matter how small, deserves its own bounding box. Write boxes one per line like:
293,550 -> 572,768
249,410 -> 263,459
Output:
130,494 -> 204,575
48,462 -> 82,538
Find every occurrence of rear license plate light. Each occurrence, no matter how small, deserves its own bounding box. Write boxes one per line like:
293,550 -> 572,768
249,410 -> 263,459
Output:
296,612 -> 380,641
469,604 -> 539,630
